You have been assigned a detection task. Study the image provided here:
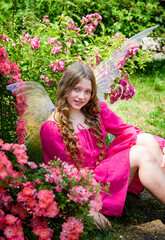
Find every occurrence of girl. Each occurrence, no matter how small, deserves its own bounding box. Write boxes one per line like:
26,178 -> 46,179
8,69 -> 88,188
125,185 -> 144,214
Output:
40,62 -> 165,226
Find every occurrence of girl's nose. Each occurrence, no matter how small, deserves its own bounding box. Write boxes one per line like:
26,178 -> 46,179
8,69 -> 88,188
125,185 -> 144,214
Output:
78,91 -> 84,99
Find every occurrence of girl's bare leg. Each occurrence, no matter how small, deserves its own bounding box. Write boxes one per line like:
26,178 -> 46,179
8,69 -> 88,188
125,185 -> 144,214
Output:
136,133 -> 165,172
129,144 -> 165,205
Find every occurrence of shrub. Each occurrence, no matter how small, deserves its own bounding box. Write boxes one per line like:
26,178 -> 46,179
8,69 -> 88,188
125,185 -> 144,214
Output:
0,0 -> 164,38
0,140 -> 106,239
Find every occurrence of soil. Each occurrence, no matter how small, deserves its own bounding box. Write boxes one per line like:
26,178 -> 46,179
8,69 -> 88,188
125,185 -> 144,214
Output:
112,190 -> 165,240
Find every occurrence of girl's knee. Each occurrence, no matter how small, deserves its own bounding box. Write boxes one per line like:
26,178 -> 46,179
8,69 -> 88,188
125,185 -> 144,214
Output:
136,133 -> 157,146
130,145 -> 155,169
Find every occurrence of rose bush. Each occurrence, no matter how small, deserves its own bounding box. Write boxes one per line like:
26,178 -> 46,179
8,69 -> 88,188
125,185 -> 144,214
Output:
0,139 -> 106,239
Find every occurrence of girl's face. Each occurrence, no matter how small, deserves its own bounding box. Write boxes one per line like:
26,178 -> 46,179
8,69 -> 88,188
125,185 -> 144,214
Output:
67,78 -> 92,112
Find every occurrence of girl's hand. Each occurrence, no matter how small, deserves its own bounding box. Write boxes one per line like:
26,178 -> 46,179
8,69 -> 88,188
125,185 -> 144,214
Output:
161,147 -> 165,168
88,210 -> 111,229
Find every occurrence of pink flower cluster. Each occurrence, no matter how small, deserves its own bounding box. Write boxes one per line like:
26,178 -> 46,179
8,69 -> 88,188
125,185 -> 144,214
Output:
60,217 -> 83,240
0,141 -> 29,188
0,47 -> 23,83
40,160 -> 102,212
108,40 -> 139,104
1,212 -> 24,240
67,186 -> 91,205
17,183 -> 60,218
21,32 -> 40,50
0,188 -> 27,221
113,32 -> 124,40
13,144 -> 28,165
13,85 -> 28,118
86,52 -> 101,69
9,202 -> 27,220
0,142 -> 32,239
0,150 -> 13,181
14,90 -> 28,143
51,41 -> 62,54
0,189 -> 13,209
22,32 -> 30,43
125,45 -> 139,58
44,166 -> 64,192
31,36 -> 40,50
49,59 -> 65,73
40,74 -> 55,86
16,119 -> 27,144
68,20 -> 80,32
47,37 -> 57,45
0,47 -> 26,143
43,15 -> 50,24
0,35 -> 9,42
117,46 -> 139,70
109,71 -> 136,104
66,39 -> 74,47
31,217 -> 53,240
62,162 -> 80,180
80,13 -> 102,36
1,141 -> 28,167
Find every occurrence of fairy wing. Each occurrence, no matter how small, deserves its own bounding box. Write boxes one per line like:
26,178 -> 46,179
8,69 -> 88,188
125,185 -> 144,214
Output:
94,25 -> 158,100
6,81 -> 55,164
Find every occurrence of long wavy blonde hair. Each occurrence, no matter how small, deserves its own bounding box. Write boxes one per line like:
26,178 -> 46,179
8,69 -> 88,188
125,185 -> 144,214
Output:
55,62 -> 105,168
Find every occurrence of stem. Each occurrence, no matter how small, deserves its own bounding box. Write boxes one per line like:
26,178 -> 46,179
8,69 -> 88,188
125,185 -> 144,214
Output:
88,0 -> 91,12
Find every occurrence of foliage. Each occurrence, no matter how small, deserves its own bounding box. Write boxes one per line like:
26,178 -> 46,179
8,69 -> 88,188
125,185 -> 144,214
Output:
1,13 -> 106,103
0,0 -> 164,38
0,140 -> 107,239
91,0 -> 165,37
0,74 -> 17,143
1,13 -> 152,105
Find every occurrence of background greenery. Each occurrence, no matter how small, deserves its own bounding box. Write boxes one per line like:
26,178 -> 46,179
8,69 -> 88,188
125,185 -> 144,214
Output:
0,0 -> 165,37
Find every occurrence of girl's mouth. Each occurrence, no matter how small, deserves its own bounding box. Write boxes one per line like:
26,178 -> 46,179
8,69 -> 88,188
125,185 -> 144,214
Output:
74,100 -> 84,105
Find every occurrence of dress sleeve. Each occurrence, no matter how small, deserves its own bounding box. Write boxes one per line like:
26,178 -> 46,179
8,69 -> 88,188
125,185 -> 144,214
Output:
100,102 -> 141,137
40,121 -> 70,165
99,102 -> 142,155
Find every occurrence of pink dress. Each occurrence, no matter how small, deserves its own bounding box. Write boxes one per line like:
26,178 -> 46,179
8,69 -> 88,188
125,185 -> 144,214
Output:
40,102 -> 165,217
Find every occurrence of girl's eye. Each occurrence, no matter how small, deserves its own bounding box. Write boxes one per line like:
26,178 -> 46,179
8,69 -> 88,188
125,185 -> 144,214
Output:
86,90 -> 92,94
74,88 -> 80,91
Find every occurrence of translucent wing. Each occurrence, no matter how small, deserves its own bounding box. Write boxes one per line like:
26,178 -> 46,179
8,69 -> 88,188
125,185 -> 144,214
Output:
94,25 -> 158,100
6,81 -> 55,164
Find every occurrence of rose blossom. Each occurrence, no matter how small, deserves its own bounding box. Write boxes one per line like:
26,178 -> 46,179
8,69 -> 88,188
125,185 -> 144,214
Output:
5,214 -> 17,225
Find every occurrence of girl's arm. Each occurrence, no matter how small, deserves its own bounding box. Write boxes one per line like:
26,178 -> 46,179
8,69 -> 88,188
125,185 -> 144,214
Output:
100,102 -> 141,137
40,121 -> 68,165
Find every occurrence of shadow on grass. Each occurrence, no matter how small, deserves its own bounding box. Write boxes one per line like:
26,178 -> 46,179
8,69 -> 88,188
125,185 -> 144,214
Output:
107,190 -> 165,240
